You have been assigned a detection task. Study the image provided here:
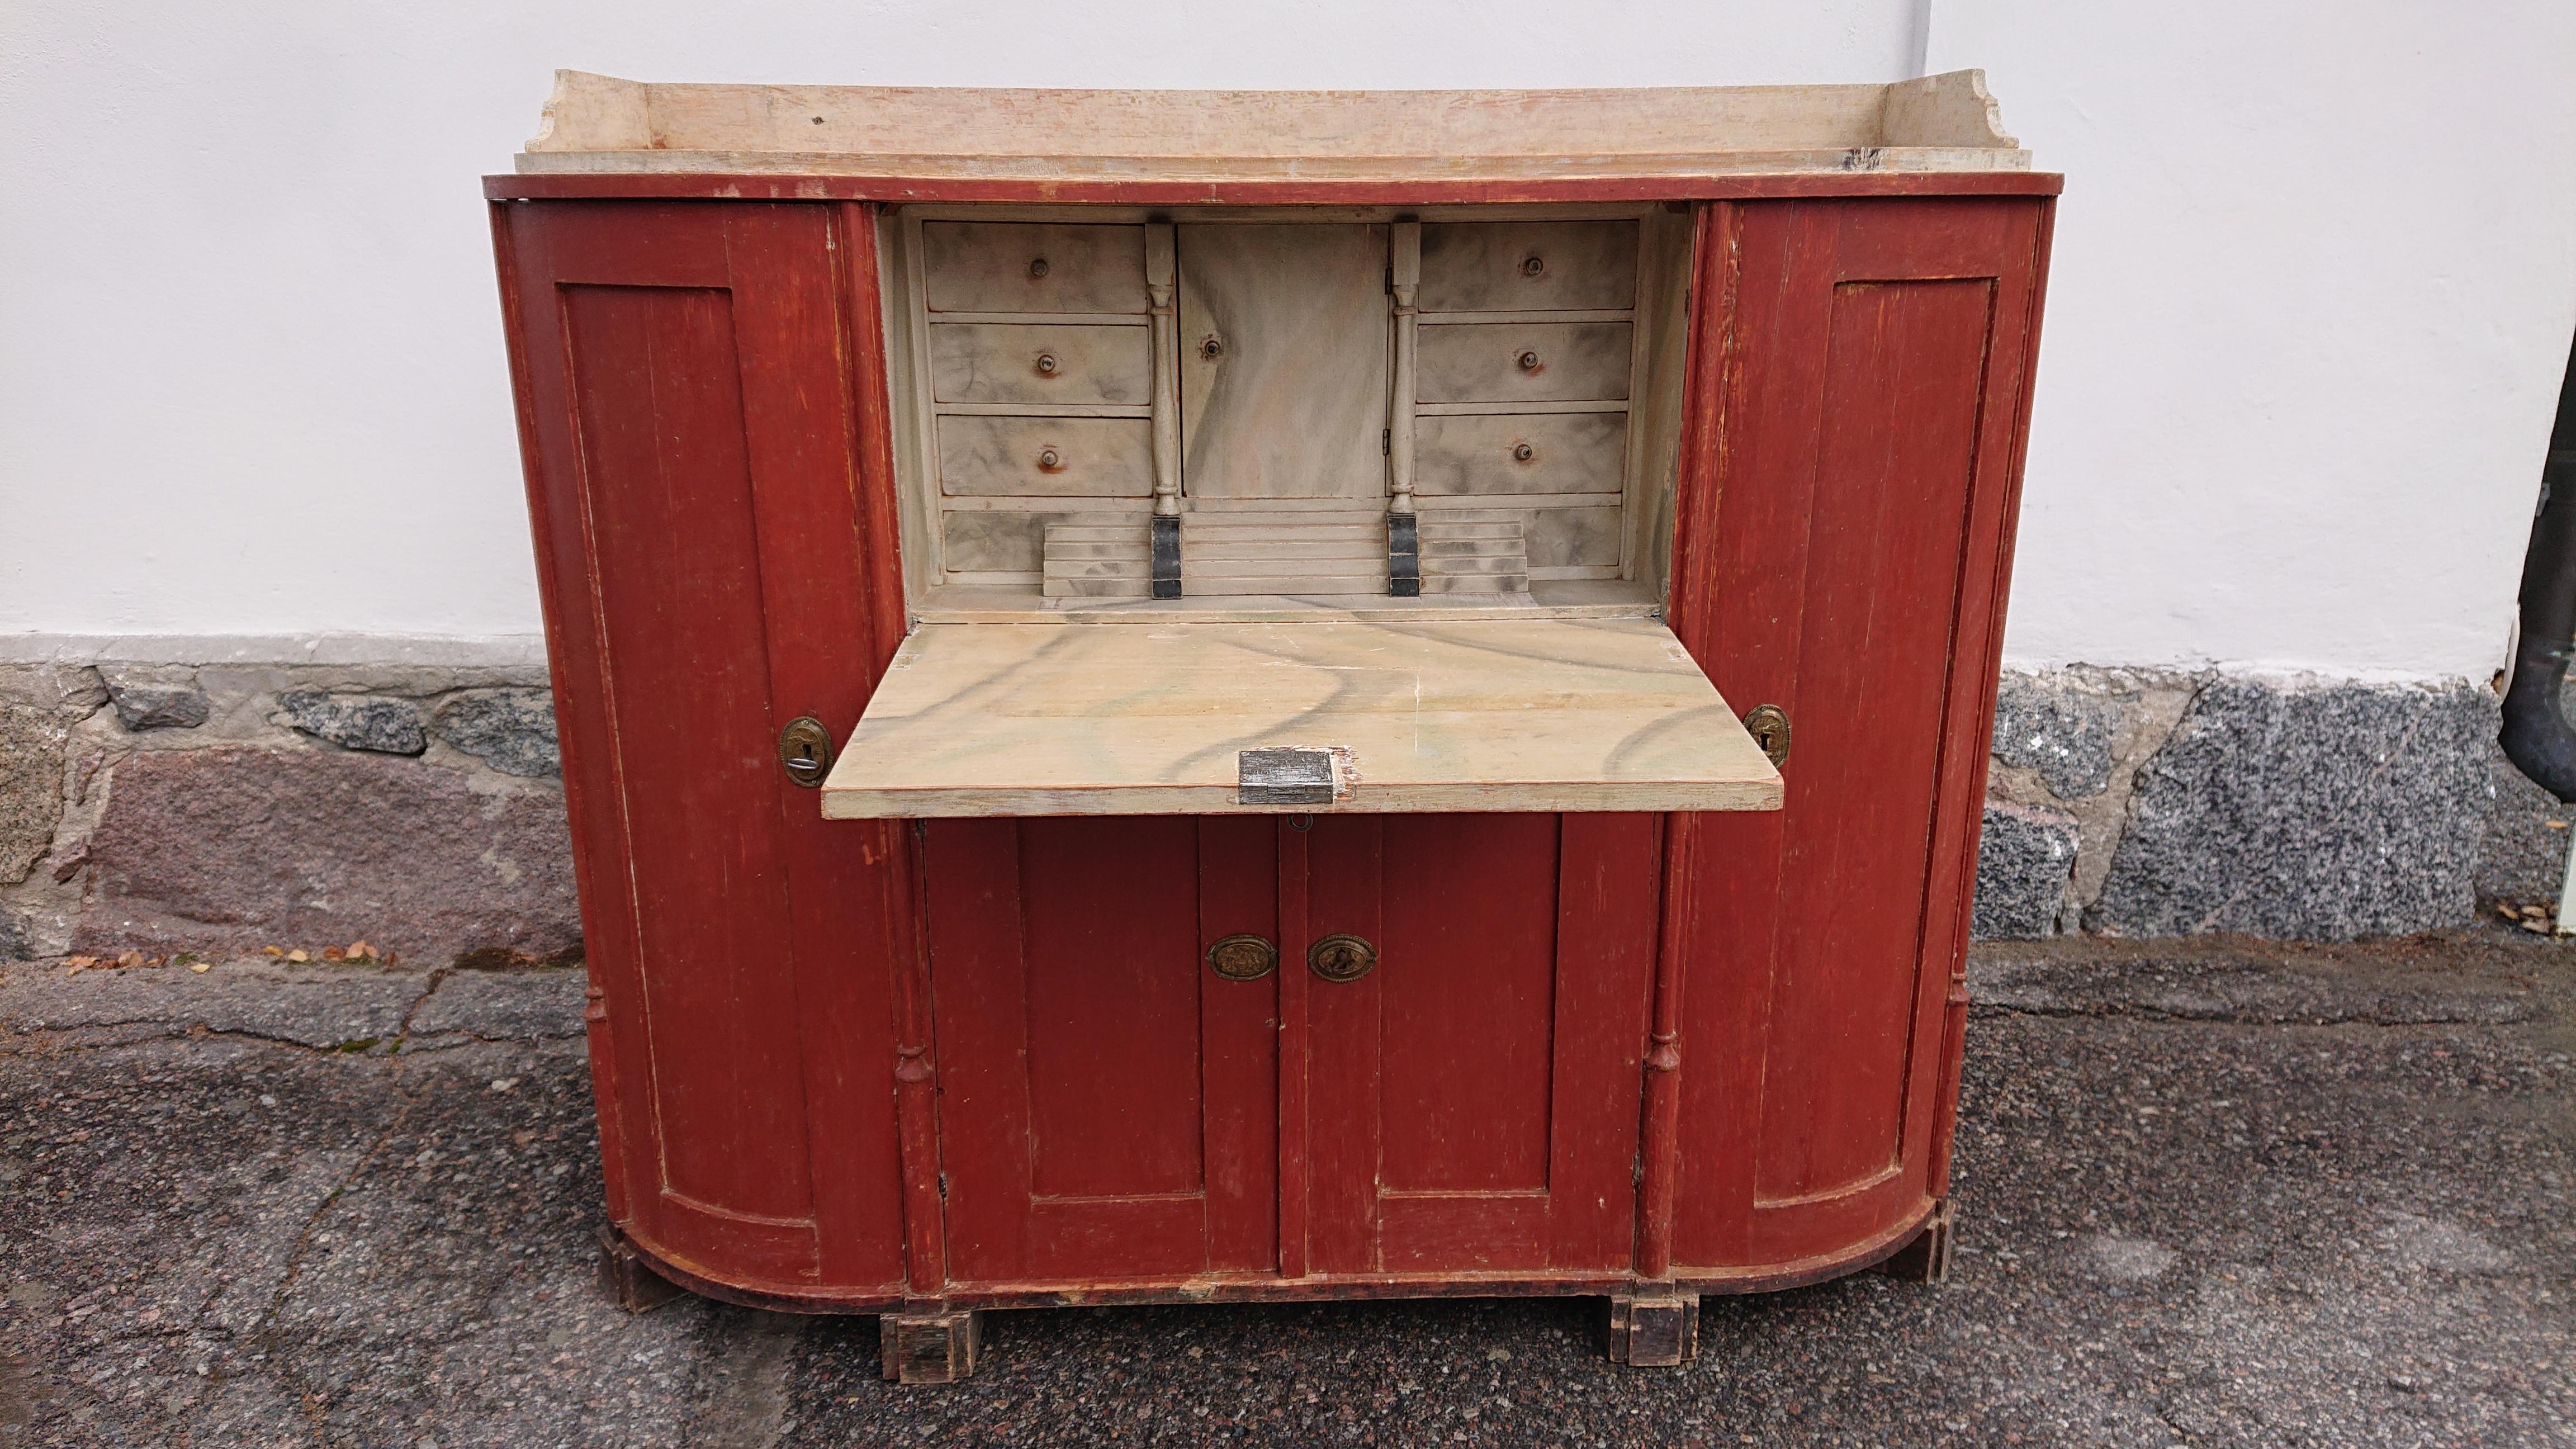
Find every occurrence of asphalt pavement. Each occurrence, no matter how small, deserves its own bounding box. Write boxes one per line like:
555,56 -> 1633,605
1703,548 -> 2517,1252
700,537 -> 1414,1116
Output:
2,927 -> 2569,1447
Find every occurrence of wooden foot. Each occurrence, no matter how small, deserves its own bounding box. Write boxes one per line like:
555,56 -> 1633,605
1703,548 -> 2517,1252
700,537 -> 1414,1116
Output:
881,1308 -> 983,1384
1606,1292 -> 1699,1367
1876,1201 -> 1954,1285
596,1224 -> 685,1314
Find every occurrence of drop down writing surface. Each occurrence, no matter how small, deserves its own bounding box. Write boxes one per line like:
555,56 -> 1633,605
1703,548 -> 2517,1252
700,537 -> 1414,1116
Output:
818,618 -> 1783,818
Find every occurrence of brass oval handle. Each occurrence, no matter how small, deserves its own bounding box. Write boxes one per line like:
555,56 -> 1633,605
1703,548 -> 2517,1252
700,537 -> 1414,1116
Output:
1308,933 -> 1377,984
1206,934 -> 1278,982
1520,255 -> 1545,278
1517,349 -> 1542,372
1029,257 -> 1050,278
1036,447 -> 1064,472
1034,352 -> 1060,376
1512,442 -> 1535,462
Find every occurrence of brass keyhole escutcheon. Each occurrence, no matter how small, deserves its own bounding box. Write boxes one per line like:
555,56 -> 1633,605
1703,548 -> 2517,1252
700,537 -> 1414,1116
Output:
1521,255 -> 1546,277
1206,934 -> 1278,982
778,716 -> 834,788
1034,352 -> 1060,376
1036,447 -> 1065,472
1744,703 -> 1792,769
1512,441 -> 1535,462
1199,334 -> 1224,361
1029,257 -> 1050,278
1308,933 -> 1377,984
1517,349 -> 1542,372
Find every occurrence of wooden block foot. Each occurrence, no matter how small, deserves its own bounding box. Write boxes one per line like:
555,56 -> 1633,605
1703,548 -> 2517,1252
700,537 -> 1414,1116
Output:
882,1308 -> 983,1384
1876,1201 -> 1954,1285
1606,1291 -> 1699,1367
596,1224 -> 685,1314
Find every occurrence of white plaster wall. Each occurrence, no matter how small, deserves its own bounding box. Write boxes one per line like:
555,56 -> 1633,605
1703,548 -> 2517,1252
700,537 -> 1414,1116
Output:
1931,1 -> 2576,679
3,1 -> 2570,683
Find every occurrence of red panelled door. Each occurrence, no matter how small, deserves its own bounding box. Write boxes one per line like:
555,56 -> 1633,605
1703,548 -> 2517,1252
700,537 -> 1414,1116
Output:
927,812 -> 1655,1285
1666,196 -> 2051,1271
495,201 -> 912,1295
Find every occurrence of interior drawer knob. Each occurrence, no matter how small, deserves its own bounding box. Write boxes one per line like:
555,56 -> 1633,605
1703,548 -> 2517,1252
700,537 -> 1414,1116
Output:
1028,257 -> 1050,278
1034,352 -> 1061,376
1512,441 -> 1536,462
1521,254 -> 1546,277
1308,933 -> 1377,984
1036,447 -> 1064,472
1517,349 -> 1542,372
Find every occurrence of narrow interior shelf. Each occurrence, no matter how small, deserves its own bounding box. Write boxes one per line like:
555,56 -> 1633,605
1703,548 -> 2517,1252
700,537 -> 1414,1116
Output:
820,618 -> 1784,818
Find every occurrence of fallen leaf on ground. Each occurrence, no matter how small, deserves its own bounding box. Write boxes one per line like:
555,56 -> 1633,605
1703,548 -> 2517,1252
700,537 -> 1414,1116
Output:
188,962 -> 211,973
284,949 -> 309,963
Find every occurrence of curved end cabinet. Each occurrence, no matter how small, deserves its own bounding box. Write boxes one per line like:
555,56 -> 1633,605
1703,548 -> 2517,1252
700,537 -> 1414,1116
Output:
488,73 -> 2055,1381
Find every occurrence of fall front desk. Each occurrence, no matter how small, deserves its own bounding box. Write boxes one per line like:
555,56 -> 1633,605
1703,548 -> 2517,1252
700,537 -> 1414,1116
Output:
487,70 -> 2056,1382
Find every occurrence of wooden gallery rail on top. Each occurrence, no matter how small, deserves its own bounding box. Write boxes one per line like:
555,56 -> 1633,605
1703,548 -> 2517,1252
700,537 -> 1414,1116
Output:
486,70 -> 2057,1383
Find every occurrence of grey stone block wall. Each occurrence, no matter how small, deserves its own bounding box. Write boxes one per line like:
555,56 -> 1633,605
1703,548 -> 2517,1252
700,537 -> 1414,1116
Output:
1974,667 -> 2531,943
2,647 -> 2556,960
0,658 -> 574,967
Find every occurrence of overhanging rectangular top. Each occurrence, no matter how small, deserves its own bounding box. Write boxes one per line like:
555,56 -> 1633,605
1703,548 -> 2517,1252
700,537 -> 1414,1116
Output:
517,69 -> 2029,181
820,619 -> 1783,818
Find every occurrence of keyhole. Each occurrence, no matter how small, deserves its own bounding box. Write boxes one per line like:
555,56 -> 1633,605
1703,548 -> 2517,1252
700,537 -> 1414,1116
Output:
1199,335 -> 1224,361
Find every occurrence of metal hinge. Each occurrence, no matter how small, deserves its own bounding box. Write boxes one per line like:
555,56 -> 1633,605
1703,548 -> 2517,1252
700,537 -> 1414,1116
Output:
937,1172 -> 950,1200
1382,428 -> 1391,456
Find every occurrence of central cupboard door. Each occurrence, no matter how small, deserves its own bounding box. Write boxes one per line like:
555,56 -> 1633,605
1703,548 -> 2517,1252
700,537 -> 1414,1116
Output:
926,812 -> 1658,1284
1177,223 -> 1392,501
1296,814 -> 1659,1275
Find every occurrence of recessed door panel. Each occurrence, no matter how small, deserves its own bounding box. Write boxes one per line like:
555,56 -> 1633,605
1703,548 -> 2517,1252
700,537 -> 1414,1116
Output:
1178,224 -> 1391,500
1666,196 -> 2051,1271
1300,813 -> 1656,1275
931,817 -> 1279,1282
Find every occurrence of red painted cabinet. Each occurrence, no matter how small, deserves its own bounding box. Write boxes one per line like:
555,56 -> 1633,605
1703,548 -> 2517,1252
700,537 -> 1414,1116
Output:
491,158 -> 2052,1375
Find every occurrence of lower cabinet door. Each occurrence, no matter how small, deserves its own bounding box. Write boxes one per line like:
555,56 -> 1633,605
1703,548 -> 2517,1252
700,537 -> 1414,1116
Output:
927,811 -> 1655,1286
929,817 -> 1280,1284
1298,813 -> 1659,1276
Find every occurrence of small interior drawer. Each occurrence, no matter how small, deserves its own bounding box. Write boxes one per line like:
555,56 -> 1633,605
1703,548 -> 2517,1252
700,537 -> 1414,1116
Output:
936,416 -> 1153,496
930,323 -> 1153,406
1417,322 -> 1633,404
1417,221 -> 1640,312
1415,412 -> 1628,495
922,222 -> 1148,314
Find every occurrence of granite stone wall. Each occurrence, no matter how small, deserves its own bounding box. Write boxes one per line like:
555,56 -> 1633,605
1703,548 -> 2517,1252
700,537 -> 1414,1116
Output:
0,659 -> 575,967
1972,669 -> 2542,943
0,655 -> 2553,963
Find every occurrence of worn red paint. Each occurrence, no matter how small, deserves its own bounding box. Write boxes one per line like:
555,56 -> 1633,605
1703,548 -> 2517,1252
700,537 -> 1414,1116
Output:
490,181 -> 2052,1317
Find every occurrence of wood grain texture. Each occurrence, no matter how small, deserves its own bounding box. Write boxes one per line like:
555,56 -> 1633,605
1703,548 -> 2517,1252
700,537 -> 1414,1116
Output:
516,70 -> 2032,179
1178,224 -> 1391,501
819,618 -> 1781,817
1418,221 -> 1639,312
929,323 -> 1152,406
1415,413 -> 1628,495
936,415 -> 1152,496
1416,322 -> 1633,405
922,221 -> 1146,313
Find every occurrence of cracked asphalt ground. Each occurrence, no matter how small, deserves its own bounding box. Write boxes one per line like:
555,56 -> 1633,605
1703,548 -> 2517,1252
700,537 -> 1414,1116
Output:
2,930 -> 2571,1448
